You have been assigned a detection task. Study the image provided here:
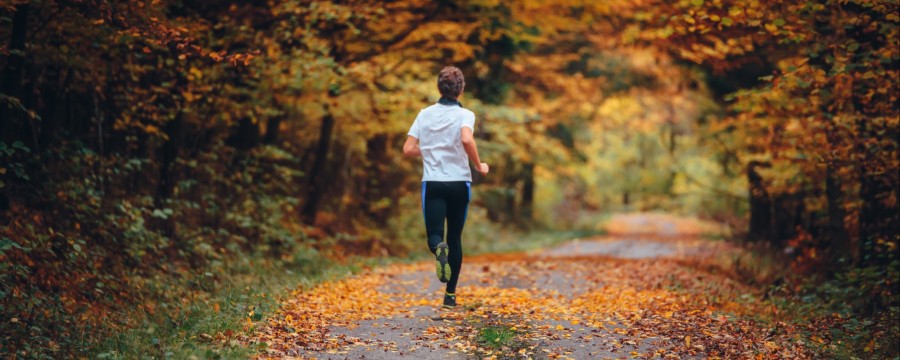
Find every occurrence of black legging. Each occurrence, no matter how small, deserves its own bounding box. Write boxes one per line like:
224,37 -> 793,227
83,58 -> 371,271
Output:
422,181 -> 470,294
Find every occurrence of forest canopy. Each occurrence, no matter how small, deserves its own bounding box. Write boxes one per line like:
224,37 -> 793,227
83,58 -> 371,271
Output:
0,0 -> 897,357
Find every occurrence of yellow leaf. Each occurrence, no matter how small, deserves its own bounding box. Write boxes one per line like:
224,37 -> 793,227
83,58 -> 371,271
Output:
685,336 -> 691,347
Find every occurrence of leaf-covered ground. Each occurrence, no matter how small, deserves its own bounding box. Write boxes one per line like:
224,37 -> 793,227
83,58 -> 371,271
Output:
246,214 -> 815,359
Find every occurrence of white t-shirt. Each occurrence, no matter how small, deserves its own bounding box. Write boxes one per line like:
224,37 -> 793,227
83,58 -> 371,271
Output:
407,103 -> 476,182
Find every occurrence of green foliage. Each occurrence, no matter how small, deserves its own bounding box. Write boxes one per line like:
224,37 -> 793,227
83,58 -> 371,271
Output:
707,243 -> 899,358
0,141 -> 317,357
476,324 -> 520,350
91,250 -> 378,360
0,141 -> 31,189
773,262 -> 900,358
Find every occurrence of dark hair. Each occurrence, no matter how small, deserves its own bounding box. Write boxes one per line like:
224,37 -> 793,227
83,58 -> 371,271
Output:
437,66 -> 465,99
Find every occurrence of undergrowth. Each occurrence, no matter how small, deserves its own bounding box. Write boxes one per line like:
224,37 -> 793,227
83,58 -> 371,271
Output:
712,241 -> 900,359
92,252 -> 389,359
476,324 -> 521,350
470,317 -> 530,360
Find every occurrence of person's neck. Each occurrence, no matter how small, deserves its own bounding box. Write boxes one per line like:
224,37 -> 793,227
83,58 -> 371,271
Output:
438,97 -> 462,107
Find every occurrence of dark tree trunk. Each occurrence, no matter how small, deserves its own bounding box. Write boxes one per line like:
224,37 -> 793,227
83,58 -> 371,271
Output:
519,162 -> 534,224
263,116 -> 282,145
858,168 -> 898,268
666,119 -> 677,155
0,3 -> 30,142
155,51 -> 189,209
157,113 -> 185,203
772,194 -> 803,247
855,114 -> 899,268
504,183 -> 516,223
825,164 -> 851,263
504,159 -> 519,223
227,117 -> 261,150
301,111 -> 335,224
364,134 -> 389,224
0,4 -> 31,211
859,171 -> 877,264
38,67 -> 72,148
154,112 -> 186,237
747,161 -> 772,241
484,160 -> 516,224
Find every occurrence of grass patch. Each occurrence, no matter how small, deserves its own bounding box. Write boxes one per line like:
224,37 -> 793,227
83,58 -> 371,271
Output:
88,251 -> 391,359
476,324 -> 519,349
467,317 -> 533,359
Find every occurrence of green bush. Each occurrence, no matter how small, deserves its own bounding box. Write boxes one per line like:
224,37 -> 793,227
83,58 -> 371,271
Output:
0,142 -> 318,358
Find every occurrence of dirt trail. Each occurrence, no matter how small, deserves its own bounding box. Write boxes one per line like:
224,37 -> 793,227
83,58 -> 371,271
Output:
249,213 -> 808,359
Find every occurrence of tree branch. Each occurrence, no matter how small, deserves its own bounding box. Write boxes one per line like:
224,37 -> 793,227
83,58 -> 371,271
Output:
342,2 -> 446,65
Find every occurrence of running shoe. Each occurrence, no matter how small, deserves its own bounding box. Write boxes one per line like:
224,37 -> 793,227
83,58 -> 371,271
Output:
435,242 -> 451,283
443,292 -> 457,309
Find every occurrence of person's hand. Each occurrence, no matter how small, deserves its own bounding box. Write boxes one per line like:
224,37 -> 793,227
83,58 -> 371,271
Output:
477,162 -> 489,176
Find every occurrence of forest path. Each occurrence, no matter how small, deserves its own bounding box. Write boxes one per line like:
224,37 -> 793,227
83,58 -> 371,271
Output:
249,213 -> 808,359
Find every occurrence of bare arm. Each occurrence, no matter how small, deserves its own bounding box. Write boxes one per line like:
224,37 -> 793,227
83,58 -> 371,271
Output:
403,135 -> 421,158
461,127 -> 489,175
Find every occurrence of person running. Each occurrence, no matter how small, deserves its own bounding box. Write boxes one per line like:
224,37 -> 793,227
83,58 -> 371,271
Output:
403,66 -> 489,309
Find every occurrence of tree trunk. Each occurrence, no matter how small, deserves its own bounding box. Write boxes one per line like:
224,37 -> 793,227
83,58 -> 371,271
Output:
364,134 -> 389,224
858,168 -> 898,268
157,113 -> 185,203
38,67 -> 71,148
825,163 -> 851,264
227,117 -> 260,150
502,160 -> 517,224
855,115 -> 899,268
0,3 -> 30,142
155,52 -> 188,210
0,4 -> 30,211
519,162 -> 534,224
301,111 -> 335,224
263,116 -> 283,145
747,161 -> 772,242
667,122 -> 677,155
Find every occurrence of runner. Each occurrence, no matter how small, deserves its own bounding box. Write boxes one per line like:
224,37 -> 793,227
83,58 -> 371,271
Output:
403,66 -> 489,309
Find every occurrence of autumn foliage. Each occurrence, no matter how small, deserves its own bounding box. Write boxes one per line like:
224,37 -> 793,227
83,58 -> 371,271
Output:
0,0 -> 897,358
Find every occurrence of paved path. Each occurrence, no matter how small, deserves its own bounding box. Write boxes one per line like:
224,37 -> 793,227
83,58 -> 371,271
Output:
249,213 -> 807,359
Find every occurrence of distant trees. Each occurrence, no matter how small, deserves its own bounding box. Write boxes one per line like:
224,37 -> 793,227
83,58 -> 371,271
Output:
619,0 -> 898,295
1,0 -> 894,272
0,0 -> 896,355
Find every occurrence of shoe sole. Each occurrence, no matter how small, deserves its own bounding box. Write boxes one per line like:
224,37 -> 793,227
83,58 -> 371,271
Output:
443,296 -> 457,309
435,242 -> 450,283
